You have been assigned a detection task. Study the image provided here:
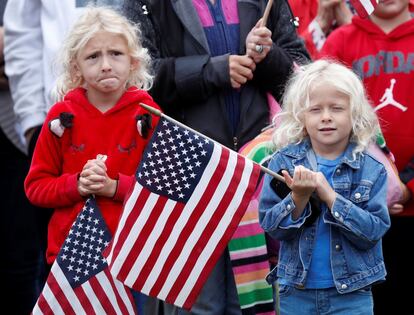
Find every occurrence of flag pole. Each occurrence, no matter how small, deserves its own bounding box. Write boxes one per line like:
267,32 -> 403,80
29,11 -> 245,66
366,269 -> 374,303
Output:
140,103 -> 285,183
260,0 -> 273,27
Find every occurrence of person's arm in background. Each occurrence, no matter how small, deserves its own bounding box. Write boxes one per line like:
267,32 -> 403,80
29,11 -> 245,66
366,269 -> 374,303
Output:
251,0 -> 310,100
289,0 -> 352,60
392,160 -> 414,214
132,0 -> 240,114
4,0 -> 46,151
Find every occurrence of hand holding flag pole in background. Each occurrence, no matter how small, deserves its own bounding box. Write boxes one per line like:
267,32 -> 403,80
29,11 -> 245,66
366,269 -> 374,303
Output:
350,0 -> 378,18
104,104 -> 284,311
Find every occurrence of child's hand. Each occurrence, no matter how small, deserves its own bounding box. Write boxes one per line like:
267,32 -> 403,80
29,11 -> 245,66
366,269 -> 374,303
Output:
283,165 -> 316,199
78,158 -> 117,197
315,172 -> 336,209
282,166 -> 316,220
78,159 -> 106,196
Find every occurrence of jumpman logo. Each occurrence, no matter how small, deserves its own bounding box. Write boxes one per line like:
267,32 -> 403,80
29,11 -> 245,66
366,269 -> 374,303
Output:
374,79 -> 407,112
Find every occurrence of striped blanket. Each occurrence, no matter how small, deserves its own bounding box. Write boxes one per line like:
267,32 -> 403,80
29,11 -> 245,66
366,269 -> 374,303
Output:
229,129 -> 277,315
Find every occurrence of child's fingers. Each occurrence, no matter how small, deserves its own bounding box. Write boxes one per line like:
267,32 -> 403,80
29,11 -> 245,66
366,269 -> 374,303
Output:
83,159 -> 107,172
282,170 -> 293,187
79,174 -> 105,186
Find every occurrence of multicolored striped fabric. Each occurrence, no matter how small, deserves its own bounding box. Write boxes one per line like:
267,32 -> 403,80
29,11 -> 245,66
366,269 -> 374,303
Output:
229,128 -> 277,315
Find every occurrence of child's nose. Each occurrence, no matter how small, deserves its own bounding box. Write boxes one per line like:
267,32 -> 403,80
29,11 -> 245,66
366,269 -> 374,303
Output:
321,109 -> 332,121
101,55 -> 112,71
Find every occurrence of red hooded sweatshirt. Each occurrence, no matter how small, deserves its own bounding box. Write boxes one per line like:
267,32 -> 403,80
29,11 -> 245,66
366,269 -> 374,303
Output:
321,16 -> 414,216
25,87 -> 160,263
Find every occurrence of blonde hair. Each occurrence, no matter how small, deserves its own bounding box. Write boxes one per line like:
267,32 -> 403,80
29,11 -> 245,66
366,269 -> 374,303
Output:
54,6 -> 153,100
273,59 -> 380,156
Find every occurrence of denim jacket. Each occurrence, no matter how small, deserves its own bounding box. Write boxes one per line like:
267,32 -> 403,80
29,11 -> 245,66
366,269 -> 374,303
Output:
259,139 -> 390,293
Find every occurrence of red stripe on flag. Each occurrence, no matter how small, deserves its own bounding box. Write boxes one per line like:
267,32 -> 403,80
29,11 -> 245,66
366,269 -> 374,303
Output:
148,148 -> 231,298
74,284 -> 95,315
350,0 -> 377,18
37,293 -> 54,315
88,276 -> 118,315
48,270 -> 77,314
117,195 -> 168,283
104,269 -> 136,315
167,157 -> 254,307
131,201 -> 185,291
108,187 -> 151,270
183,158 -> 260,309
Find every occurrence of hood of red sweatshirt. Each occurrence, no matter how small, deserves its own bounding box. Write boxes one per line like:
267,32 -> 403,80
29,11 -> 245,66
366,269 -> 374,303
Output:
63,86 -> 154,116
352,14 -> 414,40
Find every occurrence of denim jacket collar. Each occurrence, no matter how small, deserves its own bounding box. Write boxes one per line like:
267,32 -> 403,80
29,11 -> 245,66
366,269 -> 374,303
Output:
280,138 -> 362,170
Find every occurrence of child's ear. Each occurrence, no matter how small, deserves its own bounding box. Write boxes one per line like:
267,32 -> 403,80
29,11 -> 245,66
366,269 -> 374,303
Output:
70,62 -> 82,83
130,58 -> 140,71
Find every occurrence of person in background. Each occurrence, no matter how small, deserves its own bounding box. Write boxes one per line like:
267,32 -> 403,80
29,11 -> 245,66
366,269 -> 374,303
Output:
3,1 -> 123,157
288,0 -> 414,59
320,0 -> 414,313
259,59 -> 390,315
288,0 -> 354,59
1,1 -> 48,313
125,0 -> 310,313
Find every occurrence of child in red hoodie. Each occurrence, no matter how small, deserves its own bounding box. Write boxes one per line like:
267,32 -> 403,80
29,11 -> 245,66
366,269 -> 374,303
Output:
320,1 -> 414,313
25,7 -> 160,266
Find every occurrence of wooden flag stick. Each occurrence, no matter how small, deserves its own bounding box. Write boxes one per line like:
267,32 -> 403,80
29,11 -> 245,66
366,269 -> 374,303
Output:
140,103 -> 285,183
260,0 -> 274,27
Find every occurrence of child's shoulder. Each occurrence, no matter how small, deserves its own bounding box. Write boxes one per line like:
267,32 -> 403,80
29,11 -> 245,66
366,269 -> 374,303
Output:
268,141 -> 306,165
125,87 -> 161,112
362,146 -> 388,173
47,100 -> 73,117
275,140 -> 309,157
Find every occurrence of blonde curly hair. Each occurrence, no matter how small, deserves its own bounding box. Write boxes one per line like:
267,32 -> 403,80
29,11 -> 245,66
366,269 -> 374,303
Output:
272,59 -> 380,157
54,6 -> 153,100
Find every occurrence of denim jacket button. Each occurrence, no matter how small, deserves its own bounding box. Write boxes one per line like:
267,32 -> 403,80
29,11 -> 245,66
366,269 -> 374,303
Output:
341,284 -> 348,290
354,192 -> 361,199
287,204 -> 292,210
335,244 -> 342,251
334,211 -> 340,218
336,168 -> 341,174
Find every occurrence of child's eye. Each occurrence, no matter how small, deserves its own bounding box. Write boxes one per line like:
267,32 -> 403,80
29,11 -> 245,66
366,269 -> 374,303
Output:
309,107 -> 320,112
332,106 -> 344,111
111,51 -> 123,56
87,53 -> 98,60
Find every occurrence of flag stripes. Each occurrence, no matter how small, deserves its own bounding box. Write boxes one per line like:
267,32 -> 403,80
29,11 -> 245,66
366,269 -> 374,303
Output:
350,0 -> 378,18
33,263 -> 136,315
32,198 -> 137,315
106,122 -> 260,310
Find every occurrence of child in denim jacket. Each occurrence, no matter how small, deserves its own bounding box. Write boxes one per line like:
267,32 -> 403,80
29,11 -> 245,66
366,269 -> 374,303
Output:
259,59 -> 390,315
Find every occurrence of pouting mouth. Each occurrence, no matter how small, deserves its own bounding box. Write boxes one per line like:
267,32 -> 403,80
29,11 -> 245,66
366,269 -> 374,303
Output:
318,127 -> 336,131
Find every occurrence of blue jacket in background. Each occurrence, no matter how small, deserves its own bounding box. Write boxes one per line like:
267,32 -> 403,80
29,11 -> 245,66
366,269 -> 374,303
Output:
259,138 -> 390,294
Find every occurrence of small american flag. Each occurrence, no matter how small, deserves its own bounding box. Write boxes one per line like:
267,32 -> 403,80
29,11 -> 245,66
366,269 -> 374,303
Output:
350,0 -> 378,18
105,116 -> 260,310
32,197 -> 137,315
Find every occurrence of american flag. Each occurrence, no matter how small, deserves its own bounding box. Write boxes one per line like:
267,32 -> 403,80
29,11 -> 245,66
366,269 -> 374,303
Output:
105,116 -> 260,310
350,0 -> 378,18
32,197 -> 137,315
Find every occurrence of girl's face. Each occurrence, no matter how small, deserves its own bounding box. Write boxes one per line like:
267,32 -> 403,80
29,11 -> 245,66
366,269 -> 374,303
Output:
74,31 -> 137,108
303,83 -> 353,159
